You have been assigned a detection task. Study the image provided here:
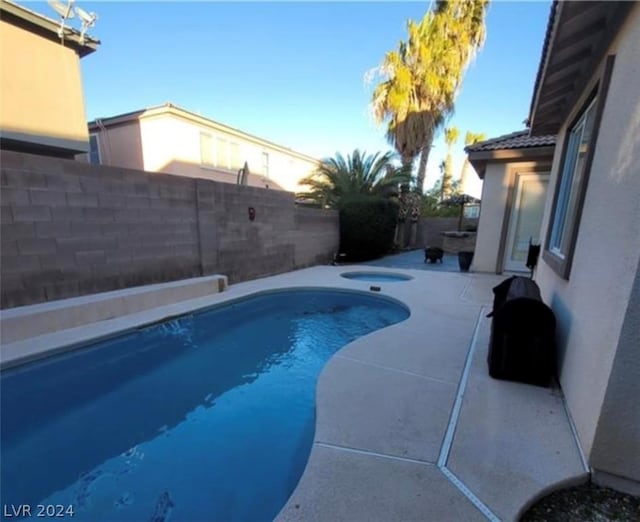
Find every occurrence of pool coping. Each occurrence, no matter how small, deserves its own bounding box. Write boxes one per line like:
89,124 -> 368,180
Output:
339,270 -> 415,281
0,275 -> 228,345
0,271 -> 410,371
0,265 -> 589,520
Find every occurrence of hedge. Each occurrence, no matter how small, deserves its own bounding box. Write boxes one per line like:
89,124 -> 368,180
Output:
339,197 -> 399,261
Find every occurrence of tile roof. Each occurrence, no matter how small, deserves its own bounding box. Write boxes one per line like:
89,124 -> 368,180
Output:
465,130 -> 556,153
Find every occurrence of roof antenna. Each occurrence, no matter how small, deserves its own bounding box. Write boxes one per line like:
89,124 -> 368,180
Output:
47,0 -> 75,40
74,5 -> 98,45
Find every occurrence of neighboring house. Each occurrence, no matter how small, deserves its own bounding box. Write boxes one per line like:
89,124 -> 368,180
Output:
0,0 -> 99,157
466,131 -> 556,273
81,103 -> 320,193
469,1 -> 640,494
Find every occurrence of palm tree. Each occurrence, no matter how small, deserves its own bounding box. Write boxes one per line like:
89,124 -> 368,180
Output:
371,0 -> 489,193
443,126 -> 459,199
435,1 -> 488,62
371,15 -> 453,191
460,131 -> 487,192
297,149 -> 411,209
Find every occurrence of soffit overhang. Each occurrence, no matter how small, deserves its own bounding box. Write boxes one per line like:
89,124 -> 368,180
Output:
529,1 -> 633,135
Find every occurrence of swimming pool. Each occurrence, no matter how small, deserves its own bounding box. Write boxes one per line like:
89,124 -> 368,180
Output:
0,289 -> 409,521
341,271 -> 413,282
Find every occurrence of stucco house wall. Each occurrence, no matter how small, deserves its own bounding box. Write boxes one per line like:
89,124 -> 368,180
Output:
589,261 -> 640,491
139,115 -> 184,174
535,3 -> 640,488
467,133 -> 554,274
85,105 -> 319,194
473,160 -> 552,273
473,163 -> 508,272
94,121 -> 144,170
0,0 -> 98,156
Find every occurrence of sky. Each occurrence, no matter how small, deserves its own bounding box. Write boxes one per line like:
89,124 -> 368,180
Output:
31,0 -> 551,197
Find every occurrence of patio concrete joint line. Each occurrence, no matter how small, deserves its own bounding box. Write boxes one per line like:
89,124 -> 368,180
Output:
315,442 -> 437,467
437,306 -> 501,522
334,354 -> 457,386
458,277 -> 475,302
441,466 -> 500,522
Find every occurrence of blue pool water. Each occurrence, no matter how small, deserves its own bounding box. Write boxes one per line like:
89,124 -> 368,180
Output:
341,271 -> 413,282
0,289 -> 408,521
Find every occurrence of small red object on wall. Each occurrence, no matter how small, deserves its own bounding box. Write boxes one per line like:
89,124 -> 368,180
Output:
248,207 -> 256,221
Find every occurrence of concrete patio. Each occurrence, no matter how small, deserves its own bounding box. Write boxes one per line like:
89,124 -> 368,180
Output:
0,262 -> 588,521
360,248 -> 463,273
273,265 -> 587,521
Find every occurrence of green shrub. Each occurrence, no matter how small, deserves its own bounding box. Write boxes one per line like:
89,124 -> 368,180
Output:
339,197 -> 399,261
420,193 -> 459,217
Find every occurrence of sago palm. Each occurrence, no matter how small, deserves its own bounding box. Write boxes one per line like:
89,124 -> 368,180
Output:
297,150 -> 411,209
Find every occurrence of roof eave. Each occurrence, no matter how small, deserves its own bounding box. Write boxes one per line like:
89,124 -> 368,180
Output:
0,0 -> 100,57
528,1 -> 561,136
467,145 -> 556,180
529,1 -> 634,135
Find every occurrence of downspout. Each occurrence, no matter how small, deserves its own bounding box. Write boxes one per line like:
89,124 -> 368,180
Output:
95,118 -> 111,165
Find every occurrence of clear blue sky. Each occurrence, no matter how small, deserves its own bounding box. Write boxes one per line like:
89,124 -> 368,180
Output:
34,0 -> 551,196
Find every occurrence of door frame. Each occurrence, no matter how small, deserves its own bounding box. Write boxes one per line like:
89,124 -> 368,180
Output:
503,171 -> 549,272
495,164 -> 551,274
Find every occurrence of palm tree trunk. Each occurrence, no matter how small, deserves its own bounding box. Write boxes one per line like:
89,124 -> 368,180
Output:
443,155 -> 452,198
416,143 -> 431,193
460,159 -> 470,194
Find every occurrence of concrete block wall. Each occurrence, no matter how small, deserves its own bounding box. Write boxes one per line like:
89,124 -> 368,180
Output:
1,151 -> 339,308
441,233 -> 477,254
293,207 -> 341,267
417,217 -> 479,249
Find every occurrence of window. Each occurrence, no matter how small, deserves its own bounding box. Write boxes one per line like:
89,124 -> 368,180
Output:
543,55 -> 615,279
200,132 -> 214,167
261,152 -> 269,178
464,204 -> 480,219
88,134 -> 100,164
548,96 -> 598,261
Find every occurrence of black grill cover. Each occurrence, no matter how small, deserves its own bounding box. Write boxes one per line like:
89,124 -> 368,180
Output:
487,276 -> 556,387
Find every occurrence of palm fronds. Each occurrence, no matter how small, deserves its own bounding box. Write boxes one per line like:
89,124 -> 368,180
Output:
297,150 -> 412,208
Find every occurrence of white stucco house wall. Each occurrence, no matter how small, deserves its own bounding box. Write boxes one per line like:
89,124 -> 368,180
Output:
466,131 -> 556,274
467,1 -> 639,494
79,103 -> 319,193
